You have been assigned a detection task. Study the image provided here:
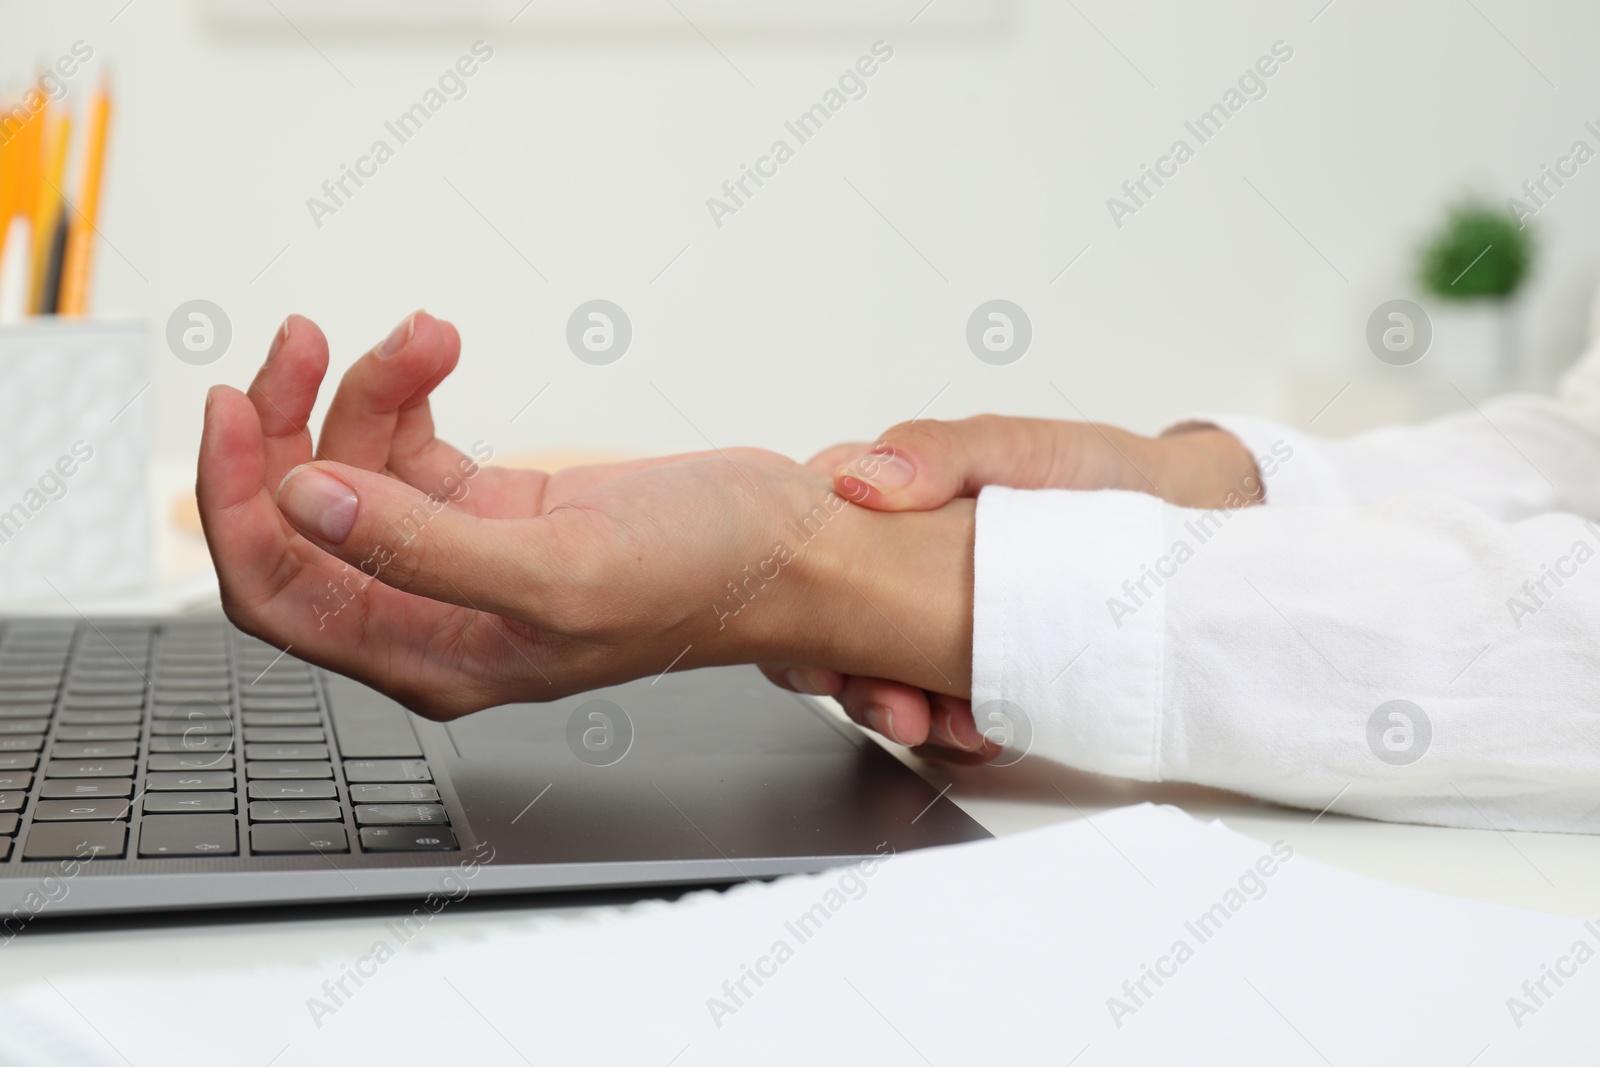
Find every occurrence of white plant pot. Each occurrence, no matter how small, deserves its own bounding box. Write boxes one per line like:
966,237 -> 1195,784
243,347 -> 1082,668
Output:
1425,300 -> 1519,393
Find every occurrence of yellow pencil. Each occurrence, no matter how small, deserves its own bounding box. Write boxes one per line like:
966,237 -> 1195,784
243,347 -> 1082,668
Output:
31,108 -> 70,314
59,80 -> 111,318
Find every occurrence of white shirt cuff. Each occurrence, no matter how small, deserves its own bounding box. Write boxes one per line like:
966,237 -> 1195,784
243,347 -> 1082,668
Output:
1163,413 -> 1355,508
972,486 -> 1166,780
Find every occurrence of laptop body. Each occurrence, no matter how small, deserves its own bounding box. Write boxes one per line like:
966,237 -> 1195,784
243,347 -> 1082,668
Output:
0,616 -> 989,916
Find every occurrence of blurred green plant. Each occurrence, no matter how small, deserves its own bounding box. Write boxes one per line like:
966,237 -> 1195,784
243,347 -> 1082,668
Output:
1418,200 -> 1533,301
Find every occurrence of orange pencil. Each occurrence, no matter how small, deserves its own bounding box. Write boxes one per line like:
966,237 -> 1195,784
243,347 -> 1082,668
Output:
12,92 -> 43,226
0,95 -> 17,255
58,79 -> 111,318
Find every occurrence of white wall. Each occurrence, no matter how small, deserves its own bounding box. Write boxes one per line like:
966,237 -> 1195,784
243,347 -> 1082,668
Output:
8,0 -> 1599,465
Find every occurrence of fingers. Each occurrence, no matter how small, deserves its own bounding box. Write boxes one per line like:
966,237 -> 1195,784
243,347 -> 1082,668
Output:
757,663 -> 846,697
197,385 -> 300,611
832,415 -> 1161,512
925,694 -> 997,757
274,459 -> 548,622
246,315 -> 329,490
316,310 -> 469,487
836,676 -> 933,747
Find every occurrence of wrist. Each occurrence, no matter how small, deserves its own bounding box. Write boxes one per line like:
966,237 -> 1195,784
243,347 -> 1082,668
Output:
777,497 -> 975,697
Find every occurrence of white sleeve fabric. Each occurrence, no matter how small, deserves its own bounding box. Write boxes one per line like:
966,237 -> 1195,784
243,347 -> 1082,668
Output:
971,487 -> 1600,834
1174,339 -> 1600,521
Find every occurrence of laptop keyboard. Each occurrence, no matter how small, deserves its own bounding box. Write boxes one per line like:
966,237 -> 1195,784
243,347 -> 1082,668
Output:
0,619 -> 460,863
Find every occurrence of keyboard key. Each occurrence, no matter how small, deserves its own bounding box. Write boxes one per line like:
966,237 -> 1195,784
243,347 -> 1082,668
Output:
35,798 -> 133,821
0,792 -> 24,811
51,742 -> 138,759
249,800 -> 342,822
64,681 -> 145,695
55,725 -> 139,742
0,719 -> 49,734
151,720 -> 233,736
138,814 -> 238,857
153,704 -> 232,719
64,669 -> 141,683
153,677 -> 230,691
148,753 -> 235,772
61,695 -> 144,710
154,690 -> 230,705
0,736 -> 44,752
249,780 -> 337,800
330,699 -> 424,759
241,697 -> 319,712
150,736 -> 234,753
354,804 -> 448,826
244,744 -> 328,761
243,728 -> 324,744
23,822 -> 127,860
0,773 -> 31,791
0,753 -> 37,770
348,783 -> 439,804
248,760 -> 332,780
344,759 -> 431,783
146,772 -> 234,792
144,792 -> 235,814
359,826 -> 458,851
42,779 -> 134,798
0,814 -> 15,834
0,691 -> 59,704
44,759 -> 135,778
59,710 -> 141,725
0,705 -> 53,719
251,824 -> 349,854
244,711 -> 321,728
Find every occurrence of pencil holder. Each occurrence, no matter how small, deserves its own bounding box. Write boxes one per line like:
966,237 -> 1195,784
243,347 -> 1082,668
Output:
0,320 -> 150,604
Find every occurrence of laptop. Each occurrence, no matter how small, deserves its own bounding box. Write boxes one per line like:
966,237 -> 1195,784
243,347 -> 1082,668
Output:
0,615 -> 989,916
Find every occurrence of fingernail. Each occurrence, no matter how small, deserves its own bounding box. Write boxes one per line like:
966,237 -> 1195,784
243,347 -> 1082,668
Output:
784,667 -> 827,696
376,311 -> 420,359
277,466 -> 359,544
865,705 -> 900,745
267,316 -> 292,361
204,385 -> 217,414
841,450 -> 915,494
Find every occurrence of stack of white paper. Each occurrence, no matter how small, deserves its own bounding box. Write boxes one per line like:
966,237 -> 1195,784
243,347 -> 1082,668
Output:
1,803 -> 1594,1065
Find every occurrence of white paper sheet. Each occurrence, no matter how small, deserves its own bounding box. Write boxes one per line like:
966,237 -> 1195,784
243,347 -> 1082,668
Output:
1,803 -> 1595,1065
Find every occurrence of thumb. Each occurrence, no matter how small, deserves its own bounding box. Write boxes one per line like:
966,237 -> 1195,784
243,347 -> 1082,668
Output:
832,415 -> 1162,512
275,461 -> 547,619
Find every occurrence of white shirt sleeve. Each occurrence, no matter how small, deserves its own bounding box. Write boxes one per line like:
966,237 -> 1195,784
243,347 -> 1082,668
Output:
1177,338 -> 1600,521
972,347 -> 1600,834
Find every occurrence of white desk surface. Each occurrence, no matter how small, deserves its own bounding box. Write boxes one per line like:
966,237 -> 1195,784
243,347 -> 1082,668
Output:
2,461 -> 1597,991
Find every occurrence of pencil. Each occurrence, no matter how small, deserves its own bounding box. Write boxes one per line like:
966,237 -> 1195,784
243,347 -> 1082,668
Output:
0,217 -> 32,323
0,95 -> 16,261
39,209 -> 69,315
31,112 -> 70,314
58,79 -> 111,318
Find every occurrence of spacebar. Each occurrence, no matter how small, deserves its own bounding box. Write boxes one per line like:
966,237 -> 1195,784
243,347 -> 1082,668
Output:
329,688 -> 424,759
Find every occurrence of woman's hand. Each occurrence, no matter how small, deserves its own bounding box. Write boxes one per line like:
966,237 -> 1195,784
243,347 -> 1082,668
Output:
760,414 -> 1262,760
199,311 -> 974,719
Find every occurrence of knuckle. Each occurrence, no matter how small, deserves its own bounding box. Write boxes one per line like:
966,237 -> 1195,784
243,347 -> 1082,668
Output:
879,418 -> 956,460
368,516 -> 434,590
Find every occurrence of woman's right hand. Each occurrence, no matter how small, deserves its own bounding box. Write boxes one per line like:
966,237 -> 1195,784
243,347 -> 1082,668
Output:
760,414 -> 1263,761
